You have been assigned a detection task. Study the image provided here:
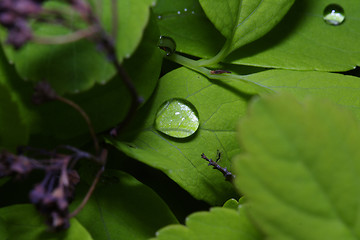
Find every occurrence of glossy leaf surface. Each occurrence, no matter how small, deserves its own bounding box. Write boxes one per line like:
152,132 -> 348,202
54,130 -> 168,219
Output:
199,0 -> 294,56
108,67 -> 259,204
244,69 -> 360,119
227,0 -> 360,71
153,0 -> 225,58
154,0 -> 360,71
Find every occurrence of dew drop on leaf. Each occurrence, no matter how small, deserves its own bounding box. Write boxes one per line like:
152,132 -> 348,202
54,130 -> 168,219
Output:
154,98 -> 199,138
323,4 -> 345,26
158,36 -> 176,56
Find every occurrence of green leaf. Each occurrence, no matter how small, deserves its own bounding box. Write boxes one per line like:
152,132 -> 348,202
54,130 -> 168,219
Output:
243,69 -> 360,119
0,204 -> 93,240
73,169 -> 177,240
154,1 -> 360,71
199,0 -> 294,60
223,198 -> 241,210
0,0 -> 156,94
227,0 -> 360,71
153,0 -> 225,59
0,1 -> 115,94
0,82 -> 28,151
24,14 -> 161,144
151,205 -> 261,240
0,47 -> 31,151
97,0 -> 156,61
0,177 -> 10,187
234,94 -> 360,239
107,67 -> 258,204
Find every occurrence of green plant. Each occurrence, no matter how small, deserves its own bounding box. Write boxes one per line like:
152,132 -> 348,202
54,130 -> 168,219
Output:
0,0 -> 360,239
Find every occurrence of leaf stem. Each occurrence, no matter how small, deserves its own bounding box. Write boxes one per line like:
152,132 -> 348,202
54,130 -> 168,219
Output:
56,95 -> 100,154
31,25 -> 99,45
111,0 -> 118,41
166,53 -> 274,93
195,41 -> 231,67
69,162 -> 105,218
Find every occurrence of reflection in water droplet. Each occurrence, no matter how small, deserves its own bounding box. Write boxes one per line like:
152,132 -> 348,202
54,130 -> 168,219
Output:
157,15 -> 162,20
184,8 -> 188,12
158,36 -> 176,56
177,11 -> 181,14
323,4 -> 345,26
155,98 -> 199,138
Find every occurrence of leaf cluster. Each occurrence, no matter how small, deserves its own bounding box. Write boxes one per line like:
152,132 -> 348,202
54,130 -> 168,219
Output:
0,0 -> 360,239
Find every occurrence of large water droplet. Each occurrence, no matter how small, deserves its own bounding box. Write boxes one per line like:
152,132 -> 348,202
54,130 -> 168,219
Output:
155,98 -> 199,138
323,4 -> 345,26
158,36 -> 176,56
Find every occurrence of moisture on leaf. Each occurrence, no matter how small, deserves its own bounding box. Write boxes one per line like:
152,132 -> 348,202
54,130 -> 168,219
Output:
199,0 -> 294,63
107,67 -> 255,204
154,98 -> 200,138
153,0 -> 225,58
227,0 -> 360,71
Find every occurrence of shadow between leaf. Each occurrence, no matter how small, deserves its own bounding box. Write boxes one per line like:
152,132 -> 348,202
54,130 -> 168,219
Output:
225,0 -> 309,62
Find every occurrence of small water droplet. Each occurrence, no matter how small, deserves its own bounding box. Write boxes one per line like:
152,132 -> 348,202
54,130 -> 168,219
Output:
157,15 -> 162,20
177,11 -> 181,14
323,4 -> 345,26
184,8 -> 188,12
158,36 -> 176,56
191,11 -> 195,14
154,98 -> 199,138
